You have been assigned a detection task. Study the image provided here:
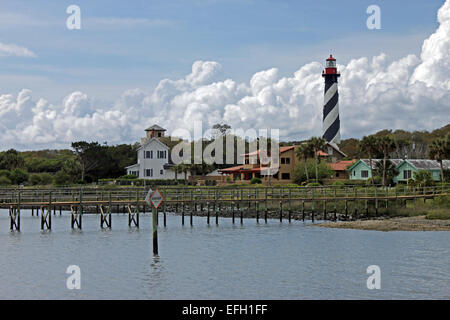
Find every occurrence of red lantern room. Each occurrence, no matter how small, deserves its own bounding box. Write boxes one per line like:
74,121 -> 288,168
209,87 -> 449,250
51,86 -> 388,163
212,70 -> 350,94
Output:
323,54 -> 340,76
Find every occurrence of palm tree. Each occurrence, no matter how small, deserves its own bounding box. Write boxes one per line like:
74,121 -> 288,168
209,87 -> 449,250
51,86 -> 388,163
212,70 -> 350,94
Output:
376,136 -> 396,186
295,143 -> 314,183
428,138 -> 448,182
360,135 -> 378,185
374,159 -> 399,186
309,137 -> 327,182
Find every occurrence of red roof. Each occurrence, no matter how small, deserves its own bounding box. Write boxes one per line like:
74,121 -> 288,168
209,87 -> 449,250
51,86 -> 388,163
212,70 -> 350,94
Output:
317,150 -> 329,156
329,160 -> 356,171
242,146 -> 294,156
219,165 -> 243,173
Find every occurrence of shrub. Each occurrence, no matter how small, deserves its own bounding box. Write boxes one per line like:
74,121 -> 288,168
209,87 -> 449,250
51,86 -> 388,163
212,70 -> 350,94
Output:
0,169 -> 10,179
426,212 -> 450,220
331,180 -> 345,186
0,176 -> 11,185
9,168 -> 29,185
250,177 -> 262,184
413,170 -> 434,187
29,174 -> 42,185
39,173 -> 53,185
53,171 -> 70,186
366,176 -> 382,185
306,182 -> 322,187
120,174 -> 138,180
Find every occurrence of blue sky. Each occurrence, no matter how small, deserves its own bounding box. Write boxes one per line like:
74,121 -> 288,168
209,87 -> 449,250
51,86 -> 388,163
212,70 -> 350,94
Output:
0,0 -> 444,102
1,0 -> 449,150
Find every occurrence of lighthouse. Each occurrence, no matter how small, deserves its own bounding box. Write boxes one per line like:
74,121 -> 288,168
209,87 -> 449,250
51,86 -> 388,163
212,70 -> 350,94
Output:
322,54 -> 341,146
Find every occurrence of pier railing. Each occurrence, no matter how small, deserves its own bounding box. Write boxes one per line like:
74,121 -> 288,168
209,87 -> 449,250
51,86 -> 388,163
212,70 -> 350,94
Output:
2,185 -> 449,232
1,184 -> 449,206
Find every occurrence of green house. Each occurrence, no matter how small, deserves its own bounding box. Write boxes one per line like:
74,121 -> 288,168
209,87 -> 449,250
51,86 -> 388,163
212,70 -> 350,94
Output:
394,159 -> 450,183
348,159 -> 403,180
348,158 -> 449,183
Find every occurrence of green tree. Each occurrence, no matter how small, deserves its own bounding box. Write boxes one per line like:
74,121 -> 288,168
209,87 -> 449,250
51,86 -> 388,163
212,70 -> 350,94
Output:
0,149 -> 25,170
62,158 -> 82,183
373,160 -> 399,186
360,135 -> 378,185
295,143 -> 314,183
9,168 -> 29,185
71,141 -> 105,182
428,138 -> 449,182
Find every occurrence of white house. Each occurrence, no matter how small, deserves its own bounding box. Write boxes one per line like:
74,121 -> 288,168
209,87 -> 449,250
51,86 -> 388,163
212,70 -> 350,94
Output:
125,125 -> 188,180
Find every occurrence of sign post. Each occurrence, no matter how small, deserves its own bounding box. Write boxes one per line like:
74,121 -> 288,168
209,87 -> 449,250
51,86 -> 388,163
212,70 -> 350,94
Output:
146,188 -> 164,255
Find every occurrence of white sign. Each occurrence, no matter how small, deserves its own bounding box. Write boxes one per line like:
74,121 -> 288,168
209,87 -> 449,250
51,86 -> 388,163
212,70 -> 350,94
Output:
144,188 -> 153,206
150,189 -> 164,209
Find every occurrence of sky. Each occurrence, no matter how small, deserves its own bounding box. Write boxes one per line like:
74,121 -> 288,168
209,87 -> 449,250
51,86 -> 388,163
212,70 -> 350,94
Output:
0,0 -> 449,150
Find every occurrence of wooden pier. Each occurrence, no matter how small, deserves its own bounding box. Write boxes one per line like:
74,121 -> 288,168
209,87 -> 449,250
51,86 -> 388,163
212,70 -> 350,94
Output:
1,185 -> 449,232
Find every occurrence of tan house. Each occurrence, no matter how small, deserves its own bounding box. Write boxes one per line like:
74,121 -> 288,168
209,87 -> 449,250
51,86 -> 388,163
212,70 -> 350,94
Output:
219,142 -> 346,184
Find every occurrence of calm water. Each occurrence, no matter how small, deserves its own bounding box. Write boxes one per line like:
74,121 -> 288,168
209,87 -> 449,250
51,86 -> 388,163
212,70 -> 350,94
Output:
0,210 -> 449,299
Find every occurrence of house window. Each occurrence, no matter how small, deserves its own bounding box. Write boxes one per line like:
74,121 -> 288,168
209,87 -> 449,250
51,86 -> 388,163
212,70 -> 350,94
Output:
145,151 -> 153,159
281,173 -> 290,180
160,169 -> 164,175
361,170 -> 369,178
245,159 -> 249,164
157,150 -> 167,159
285,158 -> 290,164
403,170 -> 412,180
145,169 -> 153,177
281,158 -> 285,164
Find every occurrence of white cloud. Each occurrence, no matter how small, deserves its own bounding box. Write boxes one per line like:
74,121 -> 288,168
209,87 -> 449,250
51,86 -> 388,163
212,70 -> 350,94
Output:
1,1 -> 450,150
0,42 -> 36,57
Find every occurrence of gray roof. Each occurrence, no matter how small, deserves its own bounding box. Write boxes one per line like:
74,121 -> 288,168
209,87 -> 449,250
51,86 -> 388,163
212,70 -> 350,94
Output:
359,159 -> 449,170
406,159 -> 450,170
360,159 -> 403,169
145,124 -> 166,131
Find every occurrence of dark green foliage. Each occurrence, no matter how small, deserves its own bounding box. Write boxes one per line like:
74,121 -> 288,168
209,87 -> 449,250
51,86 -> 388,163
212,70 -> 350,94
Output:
0,149 -> 25,170
0,176 -> 11,185
120,174 -> 138,179
250,177 -> 262,184
413,170 -> 433,187
9,168 -> 29,185
293,160 -> 333,184
53,171 -> 70,186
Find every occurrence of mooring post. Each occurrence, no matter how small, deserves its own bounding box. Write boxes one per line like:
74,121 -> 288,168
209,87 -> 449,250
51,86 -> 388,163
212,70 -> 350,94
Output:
264,187 -> 268,223
279,201 -> 283,222
365,186 -> 368,216
333,188 -> 337,221
301,199 -> 305,221
163,190 -> 166,227
152,205 -> 158,255
288,189 -> 292,222
375,187 -> 378,216
311,188 -> 315,222
190,189 -> 193,226
354,187 -> 358,220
